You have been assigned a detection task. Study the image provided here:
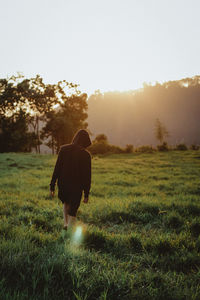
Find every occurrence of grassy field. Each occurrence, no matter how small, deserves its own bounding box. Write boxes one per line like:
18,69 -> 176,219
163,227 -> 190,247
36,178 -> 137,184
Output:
0,151 -> 200,300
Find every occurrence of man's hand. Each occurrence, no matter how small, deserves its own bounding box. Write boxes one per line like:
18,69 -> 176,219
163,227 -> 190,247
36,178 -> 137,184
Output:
50,190 -> 55,198
83,197 -> 89,204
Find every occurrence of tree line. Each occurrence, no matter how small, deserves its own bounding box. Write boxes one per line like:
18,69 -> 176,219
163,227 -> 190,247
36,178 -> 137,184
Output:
0,74 -> 88,153
1,74 -> 200,154
88,119 -> 196,155
88,76 -> 200,147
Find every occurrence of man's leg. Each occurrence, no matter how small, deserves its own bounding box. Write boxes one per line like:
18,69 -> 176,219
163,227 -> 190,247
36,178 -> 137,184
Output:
63,203 -> 76,229
68,215 -> 76,227
63,202 -> 70,228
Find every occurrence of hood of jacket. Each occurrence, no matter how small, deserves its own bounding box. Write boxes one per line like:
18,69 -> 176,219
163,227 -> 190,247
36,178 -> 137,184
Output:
72,129 -> 91,148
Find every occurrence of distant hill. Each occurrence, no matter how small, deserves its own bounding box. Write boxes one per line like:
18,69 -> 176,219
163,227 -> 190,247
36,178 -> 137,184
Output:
87,76 -> 200,146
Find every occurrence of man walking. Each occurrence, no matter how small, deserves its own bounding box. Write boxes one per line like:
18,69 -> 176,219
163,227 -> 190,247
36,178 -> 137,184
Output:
50,129 -> 92,230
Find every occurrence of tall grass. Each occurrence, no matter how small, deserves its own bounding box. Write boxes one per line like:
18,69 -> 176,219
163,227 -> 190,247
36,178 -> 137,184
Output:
0,151 -> 200,299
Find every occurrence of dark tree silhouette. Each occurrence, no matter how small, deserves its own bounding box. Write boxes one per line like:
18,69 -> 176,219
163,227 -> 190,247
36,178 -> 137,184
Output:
41,92 -> 88,153
0,75 -> 59,152
154,118 -> 169,144
94,134 -> 108,143
0,110 -> 38,152
0,75 -> 84,153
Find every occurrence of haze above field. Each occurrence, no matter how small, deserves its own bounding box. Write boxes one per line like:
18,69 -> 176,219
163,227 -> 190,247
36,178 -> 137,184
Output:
0,0 -> 200,94
87,77 -> 200,146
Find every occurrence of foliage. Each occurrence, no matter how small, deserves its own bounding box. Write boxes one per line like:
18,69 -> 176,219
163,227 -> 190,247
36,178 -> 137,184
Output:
0,110 -> 38,152
124,144 -> 134,153
154,118 -> 169,144
88,76 -> 200,147
89,141 -> 114,155
0,75 -> 59,153
110,145 -> 124,154
157,142 -> 169,151
135,145 -> 155,153
89,134 -> 124,155
0,74 -> 89,154
93,134 -> 108,143
190,144 -> 200,150
176,143 -> 188,151
41,93 -> 88,153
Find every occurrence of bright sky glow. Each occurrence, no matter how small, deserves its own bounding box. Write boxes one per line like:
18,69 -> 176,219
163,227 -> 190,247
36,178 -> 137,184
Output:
0,0 -> 200,94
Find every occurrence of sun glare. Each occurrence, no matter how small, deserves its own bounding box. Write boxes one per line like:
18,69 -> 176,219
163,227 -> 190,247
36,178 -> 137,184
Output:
72,226 -> 83,244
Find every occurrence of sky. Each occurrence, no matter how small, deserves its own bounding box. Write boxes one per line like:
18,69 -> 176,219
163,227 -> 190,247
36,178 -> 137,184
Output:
0,0 -> 200,95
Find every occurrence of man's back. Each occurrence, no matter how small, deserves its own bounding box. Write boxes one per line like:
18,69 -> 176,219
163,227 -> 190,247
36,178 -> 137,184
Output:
50,143 -> 91,197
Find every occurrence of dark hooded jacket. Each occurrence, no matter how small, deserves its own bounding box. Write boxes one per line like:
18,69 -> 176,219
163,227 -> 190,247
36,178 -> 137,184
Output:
50,130 -> 92,198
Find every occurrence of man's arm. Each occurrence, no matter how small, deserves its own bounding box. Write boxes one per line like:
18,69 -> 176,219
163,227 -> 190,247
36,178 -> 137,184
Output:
50,148 -> 63,193
81,151 -> 91,202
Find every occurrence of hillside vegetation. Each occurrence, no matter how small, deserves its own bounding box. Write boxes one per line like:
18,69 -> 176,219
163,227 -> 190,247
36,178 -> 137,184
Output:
0,151 -> 200,299
88,76 -> 200,146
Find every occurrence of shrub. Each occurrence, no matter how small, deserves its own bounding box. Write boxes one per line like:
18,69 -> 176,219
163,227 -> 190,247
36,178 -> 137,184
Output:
190,144 -> 199,150
89,133 -> 125,155
124,144 -> 134,153
88,141 -> 111,155
109,144 -> 124,154
89,141 -> 124,155
93,133 -> 108,143
176,143 -> 188,150
157,142 -> 169,151
135,145 -> 155,153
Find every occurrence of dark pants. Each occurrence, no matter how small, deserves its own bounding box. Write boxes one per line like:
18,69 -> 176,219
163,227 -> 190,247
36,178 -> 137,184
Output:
59,188 -> 82,217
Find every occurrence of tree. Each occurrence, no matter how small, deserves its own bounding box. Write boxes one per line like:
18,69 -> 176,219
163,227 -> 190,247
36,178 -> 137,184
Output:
0,110 -> 38,152
0,75 -> 58,152
15,75 -> 58,153
0,74 -> 64,153
41,93 -> 89,153
93,134 -> 108,143
0,74 -> 88,153
154,118 -> 169,144
0,77 -> 39,152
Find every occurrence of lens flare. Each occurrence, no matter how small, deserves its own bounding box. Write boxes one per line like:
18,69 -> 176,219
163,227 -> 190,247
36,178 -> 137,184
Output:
73,226 -> 83,244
